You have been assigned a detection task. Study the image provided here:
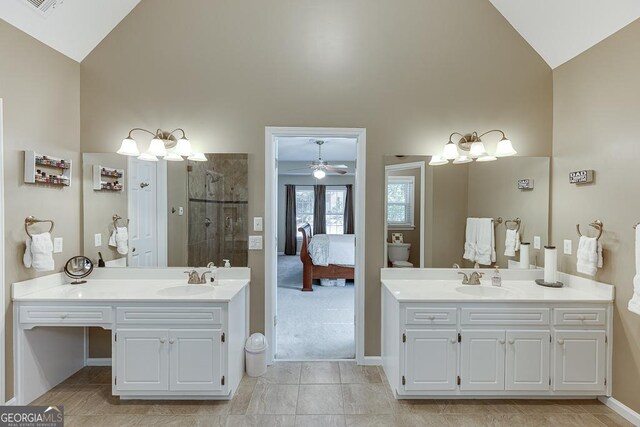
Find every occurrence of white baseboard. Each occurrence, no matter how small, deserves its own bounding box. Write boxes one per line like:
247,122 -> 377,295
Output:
361,356 -> 381,366
598,396 -> 640,425
86,358 -> 112,367
4,397 -> 16,406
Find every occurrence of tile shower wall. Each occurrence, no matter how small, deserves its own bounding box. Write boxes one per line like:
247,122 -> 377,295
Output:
188,153 -> 248,267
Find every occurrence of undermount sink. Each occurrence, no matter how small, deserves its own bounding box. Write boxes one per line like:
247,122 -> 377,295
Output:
156,285 -> 213,297
455,285 -> 515,298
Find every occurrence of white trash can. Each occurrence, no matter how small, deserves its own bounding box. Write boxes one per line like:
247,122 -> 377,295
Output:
245,333 -> 268,377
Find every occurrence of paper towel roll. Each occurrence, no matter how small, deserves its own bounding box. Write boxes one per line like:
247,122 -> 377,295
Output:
544,246 -> 557,284
519,243 -> 530,269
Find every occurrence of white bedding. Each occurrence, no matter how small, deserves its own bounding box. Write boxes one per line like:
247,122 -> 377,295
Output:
308,234 -> 355,267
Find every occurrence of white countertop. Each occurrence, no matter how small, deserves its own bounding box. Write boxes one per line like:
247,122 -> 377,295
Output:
381,269 -> 614,303
12,268 -> 250,303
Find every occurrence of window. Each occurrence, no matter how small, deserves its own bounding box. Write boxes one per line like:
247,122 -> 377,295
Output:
296,187 -> 314,234
387,176 -> 414,228
326,187 -> 346,234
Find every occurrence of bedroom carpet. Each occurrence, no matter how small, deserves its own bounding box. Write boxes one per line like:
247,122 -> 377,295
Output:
277,255 -> 355,360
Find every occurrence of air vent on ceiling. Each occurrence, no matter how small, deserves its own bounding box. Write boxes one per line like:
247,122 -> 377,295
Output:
21,0 -> 63,17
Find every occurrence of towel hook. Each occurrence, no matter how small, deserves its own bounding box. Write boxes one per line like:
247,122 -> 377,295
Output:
25,216 -> 55,238
576,220 -> 603,240
494,217 -> 503,225
112,214 -> 130,228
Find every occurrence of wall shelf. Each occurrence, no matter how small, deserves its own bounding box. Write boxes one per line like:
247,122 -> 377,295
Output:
24,150 -> 72,187
93,165 -> 124,192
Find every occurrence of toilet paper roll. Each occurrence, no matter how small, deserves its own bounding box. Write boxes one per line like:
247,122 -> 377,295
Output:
544,246 -> 557,284
519,243 -> 530,269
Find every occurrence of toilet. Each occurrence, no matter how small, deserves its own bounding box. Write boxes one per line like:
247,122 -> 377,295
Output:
387,242 -> 413,268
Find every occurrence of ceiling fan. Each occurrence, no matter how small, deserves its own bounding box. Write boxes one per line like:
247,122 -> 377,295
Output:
287,140 -> 349,179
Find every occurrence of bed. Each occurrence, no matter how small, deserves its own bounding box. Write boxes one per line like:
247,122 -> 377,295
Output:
297,223 -> 355,292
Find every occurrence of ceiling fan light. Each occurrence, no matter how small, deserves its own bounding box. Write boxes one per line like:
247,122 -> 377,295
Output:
137,152 -> 159,162
147,138 -> 168,157
117,138 -> 140,156
453,155 -> 472,164
477,154 -> 497,162
312,168 -> 326,179
494,137 -> 517,157
174,137 -> 193,157
442,141 -> 459,160
163,152 -> 184,161
469,141 -> 487,158
187,152 -> 208,162
429,155 -> 448,166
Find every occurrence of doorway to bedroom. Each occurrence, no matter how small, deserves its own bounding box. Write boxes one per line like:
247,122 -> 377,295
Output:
272,133 -> 359,360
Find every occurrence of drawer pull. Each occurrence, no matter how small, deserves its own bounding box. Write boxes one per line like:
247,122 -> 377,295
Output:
499,339 -> 506,345
428,316 -> 436,320
60,314 -> 68,319
159,338 -> 166,344
508,339 -> 515,345
557,339 -> 565,345
169,339 -> 175,344
579,315 -> 586,321
450,338 -> 457,344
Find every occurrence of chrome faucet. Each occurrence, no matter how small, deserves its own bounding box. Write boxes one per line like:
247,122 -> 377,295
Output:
458,271 -> 484,285
184,270 -> 213,284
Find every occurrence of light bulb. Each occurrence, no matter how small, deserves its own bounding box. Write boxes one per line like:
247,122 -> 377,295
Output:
313,169 -> 326,179
442,141 -> 459,160
117,138 -> 140,156
494,138 -> 517,157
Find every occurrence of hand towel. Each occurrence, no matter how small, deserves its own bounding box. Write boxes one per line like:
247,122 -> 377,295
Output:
463,218 -> 477,262
23,232 -> 54,272
576,235 -> 599,276
504,229 -> 520,257
109,227 -> 129,255
628,227 -> 640,315
475,218 -> 496,266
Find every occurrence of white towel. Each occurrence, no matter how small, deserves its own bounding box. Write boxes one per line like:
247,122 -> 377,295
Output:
109,226 -> 129,255
628,227 -> 640,315
463,218 -> 477,262
504,229 -> 521,257
23,232 -> 54,272
576,235 -> 599,276
475,218 -> 496,266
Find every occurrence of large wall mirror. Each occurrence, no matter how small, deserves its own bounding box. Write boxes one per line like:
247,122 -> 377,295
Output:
384,155 -> 550,269
82,152 -> 249,268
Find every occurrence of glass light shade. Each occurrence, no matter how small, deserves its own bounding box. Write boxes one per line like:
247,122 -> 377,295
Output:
187,152 -> 208,162
469,141 -> 487,158
163,152 -> 184,161
137,152 -> 159,162
477,154 -> 497,162
453,155 -> 472,164
117,138 -> 140,156
147,138 -> 168,157
173,138 -> 193,157
312,169 -> 326,179
494,138 -> 517,157
442,141 -> 459,160
429,155 -> 448,166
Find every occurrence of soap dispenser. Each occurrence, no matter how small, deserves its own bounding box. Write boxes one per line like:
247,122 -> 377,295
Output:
223,259 -> 231,268
491,266 -> 502,287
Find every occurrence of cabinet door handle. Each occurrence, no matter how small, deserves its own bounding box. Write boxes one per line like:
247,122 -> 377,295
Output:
60,314 -> 68,319
450,338 -> 457,344
557,339 -> 565,345
499,339 -> 506,345
159,338 -> 166,344
169,339 -> 175,344
579,315 -> 586,321
508,339 -> 515,345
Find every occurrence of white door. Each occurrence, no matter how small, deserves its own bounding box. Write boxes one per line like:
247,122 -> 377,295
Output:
169,329 -> 224,392
128,157 -> 158,267
505,330 -> 550,391
404,329 -> 458,391
115,329 -> 169,391
460,330 -> 505,391
554,330 -> 606,391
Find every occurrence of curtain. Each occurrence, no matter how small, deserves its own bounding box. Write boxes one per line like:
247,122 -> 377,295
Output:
313,185 -> 326,235
344,184 -> 355,234
284,184 -> 297,255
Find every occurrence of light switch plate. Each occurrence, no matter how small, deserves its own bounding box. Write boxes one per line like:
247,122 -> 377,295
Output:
533,236 -> 541,250
94,233 -> 102,247
248,235 -> 263,250
563,239 -> 572,255
53,237 -> 63,253
253,217 -> 263,232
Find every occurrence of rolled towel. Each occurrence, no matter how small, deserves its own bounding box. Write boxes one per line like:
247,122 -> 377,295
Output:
576,235 -> 599,276
24,232 -> 54,272
463,218 -> 477,262
504,229 -> 520,257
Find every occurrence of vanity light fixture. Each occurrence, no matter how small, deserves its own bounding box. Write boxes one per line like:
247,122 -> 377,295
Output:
432,130 -> 516,166
116,128 -> 207,162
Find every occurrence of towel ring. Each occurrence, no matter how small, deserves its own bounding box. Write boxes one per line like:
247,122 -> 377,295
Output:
112,214 -> 130,228
576,220 -> 603,240
25,216 -> 55,238
505,217 -> 521,232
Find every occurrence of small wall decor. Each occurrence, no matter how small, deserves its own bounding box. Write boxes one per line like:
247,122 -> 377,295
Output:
569,169 -> 594,184
24,151 -> 72,186
93,165 -> 124,191
391,233 -> 404,243
517,179 -> 534,190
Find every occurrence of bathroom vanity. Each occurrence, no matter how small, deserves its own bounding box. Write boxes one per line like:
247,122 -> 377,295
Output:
12,268 -> 250,405
381,268 -> 614,399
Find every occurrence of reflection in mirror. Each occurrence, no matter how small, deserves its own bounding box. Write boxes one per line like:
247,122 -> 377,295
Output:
383,155 -> 550,269
82,153 -> 248,268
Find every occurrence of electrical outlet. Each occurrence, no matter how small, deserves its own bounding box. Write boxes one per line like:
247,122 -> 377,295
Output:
253,217 -> 263,232
248,235 -> 263,250
94,233 -> 102,247
533,236 -> 541,250
178,206 -> 184,216
563,239 -> 572,255
53,237 -> 63,253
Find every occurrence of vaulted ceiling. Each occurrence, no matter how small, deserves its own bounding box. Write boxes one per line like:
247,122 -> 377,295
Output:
1,0 -> 639,67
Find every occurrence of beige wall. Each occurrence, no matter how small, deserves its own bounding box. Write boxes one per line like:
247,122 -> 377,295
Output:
1,19 -> 81,399
552,19 -> 640,413
79,0 -> 553,357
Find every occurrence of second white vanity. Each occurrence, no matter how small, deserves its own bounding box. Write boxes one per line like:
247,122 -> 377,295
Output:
381,268 -> 614,399
12,267 -> 250,405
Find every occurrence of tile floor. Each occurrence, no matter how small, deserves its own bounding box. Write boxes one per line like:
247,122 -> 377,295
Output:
30,363 -> 632,427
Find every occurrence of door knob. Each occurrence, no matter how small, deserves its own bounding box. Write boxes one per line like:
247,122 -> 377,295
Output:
140,182 -> 150,188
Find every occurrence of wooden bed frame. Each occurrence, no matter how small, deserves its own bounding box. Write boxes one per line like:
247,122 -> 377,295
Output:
297,223 -> 355,292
